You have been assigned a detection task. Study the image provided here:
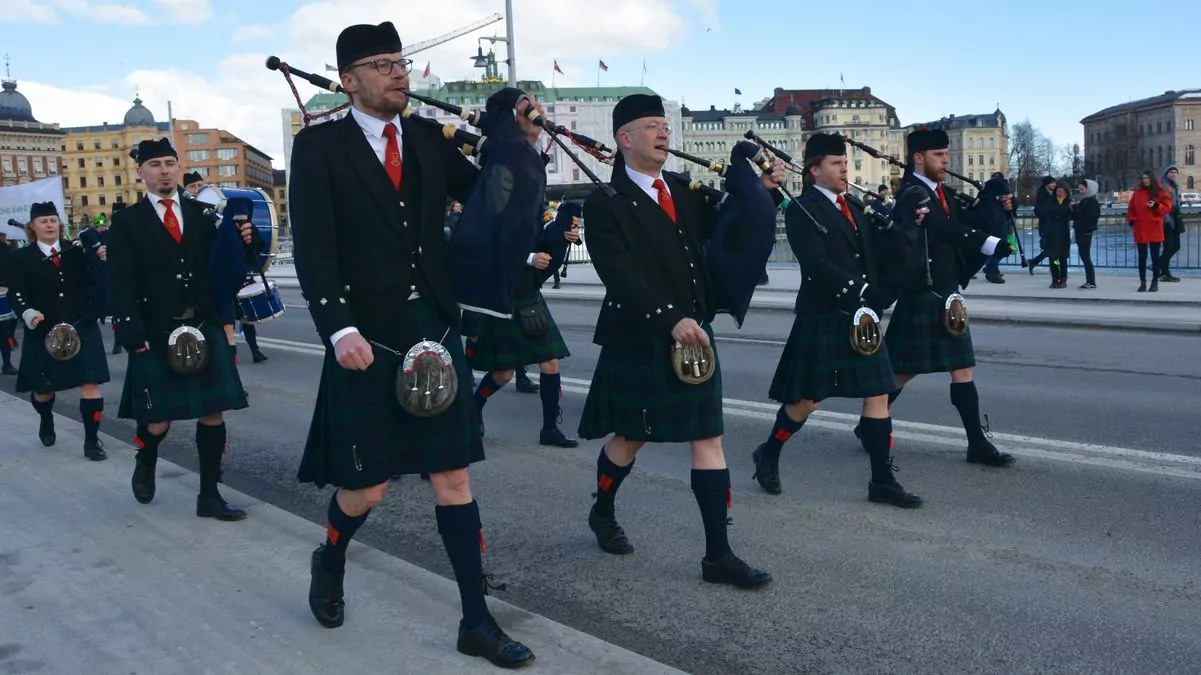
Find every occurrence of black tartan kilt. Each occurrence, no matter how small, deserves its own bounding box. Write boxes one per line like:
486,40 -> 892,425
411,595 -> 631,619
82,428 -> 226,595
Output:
16,319 -> 110,394
884,291 -> 976,375
117,321 -> 248,424
578,322 -> 722,443
462,294 -> 570,372
297,297 -> 484,490
769,312 -> 896,403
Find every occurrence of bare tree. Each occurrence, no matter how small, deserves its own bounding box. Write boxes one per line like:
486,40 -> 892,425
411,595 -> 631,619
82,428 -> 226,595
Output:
1069,143 -> 1083,178
1008,119 -> 1058,204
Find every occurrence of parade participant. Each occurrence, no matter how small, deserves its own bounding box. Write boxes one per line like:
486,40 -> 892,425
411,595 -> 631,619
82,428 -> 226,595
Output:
106,204 -> 125,354
879,127 -> 1016,468
576,93 -> 784,588
182,171 -> 205,196
7,202 -> 110,459
0,231 -> 18,375
107,137 -> 254,519
749,133 -> 921,507
468,203 -> 580,447
289,21 -> 540,668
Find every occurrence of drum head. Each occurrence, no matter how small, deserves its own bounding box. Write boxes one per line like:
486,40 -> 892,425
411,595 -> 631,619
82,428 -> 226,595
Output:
194,186 -> 224,207
237,281 -> 267,298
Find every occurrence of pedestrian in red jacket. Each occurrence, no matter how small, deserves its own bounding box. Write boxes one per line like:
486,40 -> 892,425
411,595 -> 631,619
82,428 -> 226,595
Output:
1126,170 -> 1173,292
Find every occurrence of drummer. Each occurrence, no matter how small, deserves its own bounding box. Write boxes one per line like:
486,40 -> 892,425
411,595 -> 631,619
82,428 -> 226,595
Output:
183,171 -> 205,196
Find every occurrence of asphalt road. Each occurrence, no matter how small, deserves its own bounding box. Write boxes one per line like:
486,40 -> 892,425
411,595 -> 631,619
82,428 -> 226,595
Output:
5,289 -> 1200,675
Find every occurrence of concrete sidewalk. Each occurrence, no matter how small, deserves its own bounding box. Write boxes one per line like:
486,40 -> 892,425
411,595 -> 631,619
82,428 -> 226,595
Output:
0,392 -> 683,674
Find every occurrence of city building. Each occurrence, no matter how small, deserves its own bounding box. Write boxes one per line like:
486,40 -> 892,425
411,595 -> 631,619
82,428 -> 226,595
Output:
272,168 -> 289,236
679,103 -> 806,194
909,110 -> 1010,195
61,97 -> 274,225
1081,89 -> 1201,193
0,77 -> 65,188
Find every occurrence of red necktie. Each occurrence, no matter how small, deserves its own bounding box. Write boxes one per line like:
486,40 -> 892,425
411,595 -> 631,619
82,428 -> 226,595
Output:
382,122 -> 403,190
160,198 -> 183,243
652,178 -> 676,223
50,246 -> 60,268
836,195 -> 857,231
935,184 -> 949,214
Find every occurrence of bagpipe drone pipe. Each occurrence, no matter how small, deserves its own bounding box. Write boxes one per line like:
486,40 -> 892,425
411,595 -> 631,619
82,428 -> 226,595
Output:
193,192 -> 261,318
75,226 -> 110,317
535,201 -> 581,286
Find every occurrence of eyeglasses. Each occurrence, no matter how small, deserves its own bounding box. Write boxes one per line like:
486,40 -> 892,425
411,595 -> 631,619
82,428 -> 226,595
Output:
351,57 -> 413,76
640,121 -> 672,136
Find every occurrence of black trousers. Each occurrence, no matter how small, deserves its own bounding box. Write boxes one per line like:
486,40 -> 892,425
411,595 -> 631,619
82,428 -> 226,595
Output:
1137,243 -> 1162,283
1075,232 -> 1096,285
1159,226 -> 1181,276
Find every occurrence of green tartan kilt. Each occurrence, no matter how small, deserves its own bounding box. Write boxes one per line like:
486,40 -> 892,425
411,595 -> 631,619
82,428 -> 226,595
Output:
769,312 -> 896,403
117,322 -> 248,424
578,323 -> 723,443
884,291 -> 976,375
462,294 -> 570,372
16,319 -> 111,394
297,297 -> 484,490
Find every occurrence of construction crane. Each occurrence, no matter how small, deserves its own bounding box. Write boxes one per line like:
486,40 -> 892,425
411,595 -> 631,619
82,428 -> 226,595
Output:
405,13 -> 504,57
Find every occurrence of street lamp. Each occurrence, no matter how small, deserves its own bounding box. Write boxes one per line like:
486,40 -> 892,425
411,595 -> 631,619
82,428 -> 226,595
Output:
469,0 -> 516,86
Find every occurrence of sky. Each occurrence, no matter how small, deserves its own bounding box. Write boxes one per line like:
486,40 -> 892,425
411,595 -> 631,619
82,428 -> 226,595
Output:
3,0 -> 1199,171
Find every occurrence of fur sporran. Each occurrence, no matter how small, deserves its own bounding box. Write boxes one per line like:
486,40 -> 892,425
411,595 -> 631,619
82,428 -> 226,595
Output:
45,323 -> 81,361
943,293 -> 969,337
166,325 -> 211,376
850,307 -> 883,356
396,340 -> 458,417
671,341 -> 716,385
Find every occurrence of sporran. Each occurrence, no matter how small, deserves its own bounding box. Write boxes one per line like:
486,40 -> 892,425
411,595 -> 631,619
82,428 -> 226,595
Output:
395,338 -> 458,417
849,306 -> 883,356
45,323 -> 81,362
671,341 -> 715,385
166,325 -> 211,376
943,293 -> 969,338
515,302 -> 548,337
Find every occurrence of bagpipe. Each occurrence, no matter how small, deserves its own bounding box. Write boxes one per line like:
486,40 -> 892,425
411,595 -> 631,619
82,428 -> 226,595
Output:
75,225 -> 110,318
536,201 -> 580,286
189,190 -> 286,325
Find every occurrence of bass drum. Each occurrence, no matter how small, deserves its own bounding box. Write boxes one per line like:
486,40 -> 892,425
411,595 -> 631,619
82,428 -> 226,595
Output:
194,186 -> 280,273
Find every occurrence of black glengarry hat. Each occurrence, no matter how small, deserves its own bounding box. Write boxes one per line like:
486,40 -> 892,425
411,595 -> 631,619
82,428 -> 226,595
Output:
183,171 -> 203,185
136,137 -> 177,165
336,21 -> 403,72
803,132 -> 846,162
29,202 -> 58,221
612,94 -> 665,134
906,125 -> 949,156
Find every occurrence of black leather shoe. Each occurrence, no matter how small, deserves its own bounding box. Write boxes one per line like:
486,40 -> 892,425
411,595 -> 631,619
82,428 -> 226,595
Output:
587,504 -> 633,554
84,438 -> 107,461
514,377 -> 539,394
966,440 -> 1015,467
701,552 -> 772,589
132,453 -> 156,504
38,415 -> 55,447
1,365 -> 16,376
751,444 -> 781,495
539,427 -> 579,448
868,480 -> 923,508
457,614 -> 535,668
252,351 -> 268,363
308,544 -> 345,628
196,494 -> 248,521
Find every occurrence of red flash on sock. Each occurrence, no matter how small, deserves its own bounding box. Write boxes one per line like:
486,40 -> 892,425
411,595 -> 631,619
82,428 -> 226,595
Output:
326,523 -> 341,546
773,428 -> 793,442
92,411 -> 102,423
479,386 -> 493,398
133,436 -> 145,449
478,529 -> 487,555
889,433 -> 894,449
597,474 -> 614,492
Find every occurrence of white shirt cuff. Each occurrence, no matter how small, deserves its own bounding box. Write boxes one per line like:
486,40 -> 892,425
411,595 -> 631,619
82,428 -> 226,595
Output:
526,253 -> 536,266
331,327 -> 359,347
981,236 -> 1000,256
22,309 -> 40,329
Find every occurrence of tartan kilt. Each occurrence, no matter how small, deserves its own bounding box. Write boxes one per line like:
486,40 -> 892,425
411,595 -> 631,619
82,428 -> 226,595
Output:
578,322 -> 723,443
15,319 -> 111,394
297,297 -> 484,490
117,321 -> 248,424
884,291 -> 976,375
769,312 -> 896,403
462,294 -> 570,372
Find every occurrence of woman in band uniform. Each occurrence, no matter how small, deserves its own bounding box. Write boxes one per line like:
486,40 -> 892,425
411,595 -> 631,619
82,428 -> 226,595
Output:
8,201 -> 110,459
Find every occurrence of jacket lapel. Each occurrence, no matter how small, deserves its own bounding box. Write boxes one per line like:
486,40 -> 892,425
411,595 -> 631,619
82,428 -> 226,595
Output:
137,198 -> 185,266
399,116 -> 432,239
610,167 -> 676,261
338,114 -> 406,240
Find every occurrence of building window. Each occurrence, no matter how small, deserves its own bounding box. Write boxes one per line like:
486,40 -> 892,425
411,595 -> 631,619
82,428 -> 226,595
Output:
113,157 -> 120,166
968,156 -> 974,165
111,141 -> 120,149
115,175 -> 122,186
1186,145 -> 1195,166
99,195 -> 106,206
1,158 -> 10,174
1188,176 -> 1195,189
93,140 -> 101,150
76,141 -> 83,150
136,190 -> 144,200
95,158 -> 103,168
217,165 -> 238,177
188,150 -> 210,161
572,168 -> 581,181
1186,119 -> 1195,131
33,157 -> 44,174
216,148 -> 238,160
97,176 -> 105,187
77,158 -> 85,168
79,176 -> 87,188
81,196 -> 89,206
990,154 -> 995,165
187,134 -> 209,144
194,166 -> 210,177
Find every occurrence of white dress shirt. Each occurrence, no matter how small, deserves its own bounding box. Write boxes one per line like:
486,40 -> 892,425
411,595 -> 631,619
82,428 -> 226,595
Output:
147,191 -> 186,234
624,164 -> 668,203
912,172 -> 1000,256
331,108 -> 406,347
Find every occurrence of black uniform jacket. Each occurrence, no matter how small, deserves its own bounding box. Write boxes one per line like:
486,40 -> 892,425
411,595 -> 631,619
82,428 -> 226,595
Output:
107,195 -> 231,351
888,174 -> 994,293
7,241 -> 97,325
289,113 -> 478,346
787,186 -> 891,315
582,160 -> 718,346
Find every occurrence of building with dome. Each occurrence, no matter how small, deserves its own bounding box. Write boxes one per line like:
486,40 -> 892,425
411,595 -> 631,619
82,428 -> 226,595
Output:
61,96 -> 273,225
0,77 -> 66,189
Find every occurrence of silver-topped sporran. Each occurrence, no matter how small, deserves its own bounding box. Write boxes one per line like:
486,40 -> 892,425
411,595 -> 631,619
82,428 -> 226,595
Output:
45,323 -> 81,361
671,341 -> 715,385
943,293 -> 968,337
396,339 -> 458,417
850,306 -> 883,356
167,325 -> 211,375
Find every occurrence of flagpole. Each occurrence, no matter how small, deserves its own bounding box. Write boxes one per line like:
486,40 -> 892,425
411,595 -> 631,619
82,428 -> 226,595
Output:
596,62 -> 600,88
640,59 -> 645,87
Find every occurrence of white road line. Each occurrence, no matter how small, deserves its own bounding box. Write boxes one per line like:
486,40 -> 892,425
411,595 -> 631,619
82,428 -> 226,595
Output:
251,336 -> 1201,479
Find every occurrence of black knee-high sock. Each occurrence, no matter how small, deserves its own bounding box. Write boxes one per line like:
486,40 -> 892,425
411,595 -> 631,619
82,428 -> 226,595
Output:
0,333 -> 12,367
594,444 -> 633,519
436,501 -> 490,628
473,372 -> 507,411
195,422 -> 226,497
242,323 -> 260,352
31,394 -> 54,418
79,398 -> 103,442
539,371 -> 561,430
949,381 -> 987,446
859,416 -> 896,484
321,491 -> 370,574
691,469 -> 732,561
134,425 -> 165,462
761,406 -> 805,460
228,343 -> 238,365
